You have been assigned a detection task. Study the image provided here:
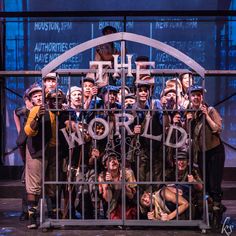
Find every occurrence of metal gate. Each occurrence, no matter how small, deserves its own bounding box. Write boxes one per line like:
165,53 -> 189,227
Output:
39,32 -> 209,231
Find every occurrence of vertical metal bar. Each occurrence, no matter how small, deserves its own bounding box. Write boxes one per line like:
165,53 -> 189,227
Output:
39,198 -> 44,225
150,189 -> 153,217
56,114 -> 59,219
205,195 -> 210,227
55,75 -> 59,219
121,39 -> 126,224
189,184 -> 192,221
202,78 -> 207,224
162,76 -> 166,184
41,77 -> 46,224
94,77 -> 98,220
81,77 -> 85,220
176,77 -> 181,221
188,74 -> 192,221
15,36 -> 18,69
106,89 -> 111,220
136,113 -> 140,220
149,22 -> 153,61
94,154 -> 98,220
175,145 -> 178,183
137,186 -> 140,220
68,74 -> 72,219
136,79 -> 141,221
0,19 -> 6,166
150,97 -> 153,186
91,23 -> 94,59
188,74 -> 192,173
175,148 -> 179,221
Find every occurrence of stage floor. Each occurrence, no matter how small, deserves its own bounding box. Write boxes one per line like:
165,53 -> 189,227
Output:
0,198 -> 235,235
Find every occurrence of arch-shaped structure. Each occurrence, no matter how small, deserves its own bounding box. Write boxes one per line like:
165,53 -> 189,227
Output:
42,32 -> 206,78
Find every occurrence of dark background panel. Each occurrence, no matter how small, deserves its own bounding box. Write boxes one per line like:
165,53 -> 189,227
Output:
27,0 -> 220,11
2,0 -> 236,166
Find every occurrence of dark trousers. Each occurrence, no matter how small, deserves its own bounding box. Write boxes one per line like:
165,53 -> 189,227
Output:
198,143 -> 225,203
138,147 -> 163,192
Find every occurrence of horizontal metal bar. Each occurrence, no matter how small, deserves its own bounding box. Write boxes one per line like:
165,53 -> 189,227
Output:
57,68 -> 193,75
43,219 -> 123,227
1,69 -> 236,77
205,70 -> 236,76
41,219 -> 208,227
0,70 -> 42,76
43,107 -> 201,113
44,181 -> 203,185
124,220 -> 207,227
1,10 -> 236,18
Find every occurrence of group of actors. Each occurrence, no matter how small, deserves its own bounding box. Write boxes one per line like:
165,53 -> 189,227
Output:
13,26 -> 226,232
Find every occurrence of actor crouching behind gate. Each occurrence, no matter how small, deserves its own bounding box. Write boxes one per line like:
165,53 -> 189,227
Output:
140,186 -> 189,221
98,152 -> 137,219
166,150 -> 203,220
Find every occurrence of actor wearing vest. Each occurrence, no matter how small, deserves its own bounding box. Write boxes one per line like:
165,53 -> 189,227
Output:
186,85 -> 226,231
24,89 -> 76,228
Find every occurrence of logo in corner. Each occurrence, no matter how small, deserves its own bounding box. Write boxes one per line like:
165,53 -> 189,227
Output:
221,217 -> 234,236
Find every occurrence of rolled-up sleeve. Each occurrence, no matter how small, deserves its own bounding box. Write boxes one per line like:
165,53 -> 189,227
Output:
209,107 -> 222,133
24,106 -> 40,137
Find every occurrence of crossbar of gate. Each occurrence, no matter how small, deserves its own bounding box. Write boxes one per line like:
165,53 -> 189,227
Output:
30,33 -> 210,230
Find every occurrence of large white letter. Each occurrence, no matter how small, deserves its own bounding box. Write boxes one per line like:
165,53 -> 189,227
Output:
88,118 -> 110,140
135,61 -> 155,84
114,113 -> 134,138
164,124 -> 187,148
141,112 -> 162,141
89,61 -> 112,85
60,125 -> 85,149
113,54 -> 133,77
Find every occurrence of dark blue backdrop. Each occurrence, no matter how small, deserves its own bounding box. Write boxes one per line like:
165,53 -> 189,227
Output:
3,0 -> 236,166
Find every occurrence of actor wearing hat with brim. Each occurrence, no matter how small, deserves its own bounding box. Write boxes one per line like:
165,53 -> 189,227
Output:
100,85 -> 121,109
19,84 -> 43,229
160,86 -> 184,174
13,85 -> 37,222
166,150 -> 203,218
172,151 -> 202,188
117,85 -> 130,104
27,84 -> 43,107
97,85 -> 121,152
162,77 -> 194,109
125,93 -> 136,108
160,87 -> 182,110
98,152 -> 137,219
66,86 -> 82,119
130,82 -> 163,189
43,72 -> 58,94
24,89 -> 76,227
186,85 -> 226,230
